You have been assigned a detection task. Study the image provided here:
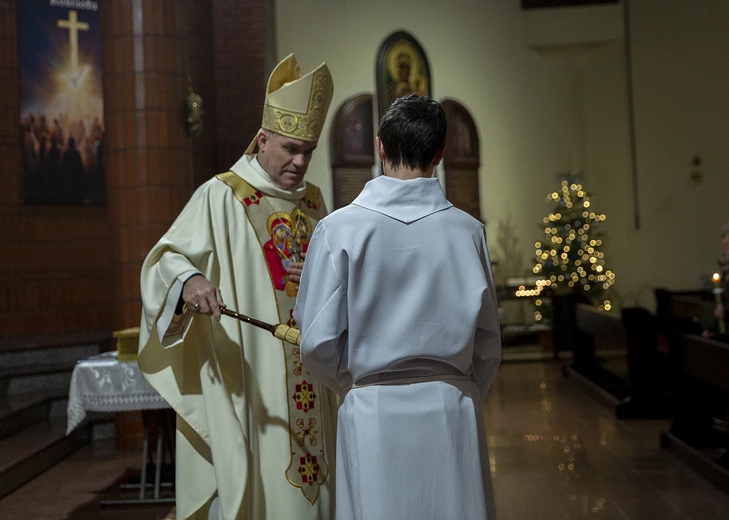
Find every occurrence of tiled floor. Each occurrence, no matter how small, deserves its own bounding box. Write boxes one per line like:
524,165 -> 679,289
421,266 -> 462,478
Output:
1,360 -> 728,519
488,362 -> 729,519
0,441 -> 173,520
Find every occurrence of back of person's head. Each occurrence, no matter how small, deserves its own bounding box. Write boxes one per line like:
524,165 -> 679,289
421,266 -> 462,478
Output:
377,95 -> 446,171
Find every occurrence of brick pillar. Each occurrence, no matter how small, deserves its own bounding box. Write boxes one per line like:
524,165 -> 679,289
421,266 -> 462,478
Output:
212,0 -> 277,172
186,0 -> 216,188
102,0 -> 210,331
0,1 -> 23,338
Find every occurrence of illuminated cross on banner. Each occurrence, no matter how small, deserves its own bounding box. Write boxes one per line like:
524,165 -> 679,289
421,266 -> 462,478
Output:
57,10 -> 89,71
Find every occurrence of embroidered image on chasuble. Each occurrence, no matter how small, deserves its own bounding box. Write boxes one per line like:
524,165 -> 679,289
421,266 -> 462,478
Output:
263,212 -> 295,292
218,171 -> 329,504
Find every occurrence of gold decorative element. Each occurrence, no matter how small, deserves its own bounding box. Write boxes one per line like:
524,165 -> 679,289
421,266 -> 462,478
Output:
292,346 -> 303,376
265,65 -> 333,141
277,113 -> 298,134
114,327 -> 140,362
216,171 -> 262,203
298,453 -> 320,485
245,54 -> 334,153
386,40 -> 428,100
292,380 -> 316,413
295,418 -> 318,447
274,323 -> 301,344
186,76 -> 203,138
290,208 -> 312,263
284,281 -> 299,297
165,309 -> 192,338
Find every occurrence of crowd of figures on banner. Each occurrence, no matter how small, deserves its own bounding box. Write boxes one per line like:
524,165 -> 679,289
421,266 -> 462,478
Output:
20,111 -> 105,204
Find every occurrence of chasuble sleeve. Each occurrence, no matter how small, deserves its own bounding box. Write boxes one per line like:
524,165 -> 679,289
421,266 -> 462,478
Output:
471,230 -> 502,397
140,183 -> 219,349
294,221 -> 349,395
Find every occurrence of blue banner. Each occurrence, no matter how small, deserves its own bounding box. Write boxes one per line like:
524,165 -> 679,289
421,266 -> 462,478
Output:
19,0 -> 105,205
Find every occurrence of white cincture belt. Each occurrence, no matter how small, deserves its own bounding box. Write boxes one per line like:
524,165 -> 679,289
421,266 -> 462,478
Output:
344,374 -> 471,392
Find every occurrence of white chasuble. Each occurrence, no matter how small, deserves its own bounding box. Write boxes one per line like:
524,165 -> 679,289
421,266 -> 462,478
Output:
139,154 -> 335,520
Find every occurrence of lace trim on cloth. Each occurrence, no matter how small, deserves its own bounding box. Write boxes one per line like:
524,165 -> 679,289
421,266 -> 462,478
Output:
66,351 -> 170,434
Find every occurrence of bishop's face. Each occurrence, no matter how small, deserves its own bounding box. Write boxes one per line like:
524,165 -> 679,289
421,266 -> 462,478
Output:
722,232 -> 729,255
257,131 -> 318,190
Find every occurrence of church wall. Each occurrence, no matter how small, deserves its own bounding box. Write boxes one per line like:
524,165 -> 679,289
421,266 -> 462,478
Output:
0,1 -> 112,341
276,0 -> 588,281
277,0 -> 729,310
583,0 -> 729,308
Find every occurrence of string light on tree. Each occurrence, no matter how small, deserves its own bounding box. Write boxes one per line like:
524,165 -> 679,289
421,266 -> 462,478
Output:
532,176 -> 615,314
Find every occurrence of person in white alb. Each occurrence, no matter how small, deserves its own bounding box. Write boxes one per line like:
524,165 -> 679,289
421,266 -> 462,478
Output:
138,54 -> 337,520
294,94 -> 502,520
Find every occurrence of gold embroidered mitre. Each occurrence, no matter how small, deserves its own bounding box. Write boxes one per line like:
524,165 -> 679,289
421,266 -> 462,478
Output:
245,54 -> 334,153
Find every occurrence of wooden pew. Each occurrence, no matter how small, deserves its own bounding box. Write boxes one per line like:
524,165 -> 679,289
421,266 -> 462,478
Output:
661,333 -> 729,494
654,288 -> 715,351
555,293 -> 669,418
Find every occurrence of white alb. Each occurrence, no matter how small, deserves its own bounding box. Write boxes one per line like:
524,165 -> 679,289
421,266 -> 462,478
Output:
294,175 -> 501,520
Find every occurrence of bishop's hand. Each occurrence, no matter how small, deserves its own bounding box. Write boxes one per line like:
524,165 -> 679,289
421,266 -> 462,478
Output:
182,274 -> 226,321
286,252 -> 307,284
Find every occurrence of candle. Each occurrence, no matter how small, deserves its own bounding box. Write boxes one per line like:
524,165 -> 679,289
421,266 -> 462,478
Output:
712,272 -> 726,335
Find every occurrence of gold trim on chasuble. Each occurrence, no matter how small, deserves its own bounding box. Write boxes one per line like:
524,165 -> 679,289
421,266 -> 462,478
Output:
216,171 -> 328,505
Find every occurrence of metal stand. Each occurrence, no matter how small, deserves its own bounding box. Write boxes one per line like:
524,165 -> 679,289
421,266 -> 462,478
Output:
100,409 -> 175,507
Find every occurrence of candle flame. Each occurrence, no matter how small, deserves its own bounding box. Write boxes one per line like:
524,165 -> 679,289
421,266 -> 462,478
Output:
713,273 -> 722,289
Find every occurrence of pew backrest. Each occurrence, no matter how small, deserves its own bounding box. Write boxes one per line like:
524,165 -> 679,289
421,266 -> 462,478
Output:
575,303 -> 627,348
670,296 -> 716,330
679,334 -> 729,392
655,288 -> 714,333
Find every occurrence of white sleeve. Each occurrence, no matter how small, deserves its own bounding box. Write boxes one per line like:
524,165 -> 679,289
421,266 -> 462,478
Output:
293,221 -> 348,395
156,270 -> 202,347
472,230 -> 502,396
139,183 -> 218,353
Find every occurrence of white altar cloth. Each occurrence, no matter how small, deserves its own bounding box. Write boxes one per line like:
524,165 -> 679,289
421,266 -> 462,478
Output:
66,351 -> 169,435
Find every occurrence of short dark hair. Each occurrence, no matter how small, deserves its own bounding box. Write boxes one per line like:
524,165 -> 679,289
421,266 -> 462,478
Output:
377,95 -> 447,172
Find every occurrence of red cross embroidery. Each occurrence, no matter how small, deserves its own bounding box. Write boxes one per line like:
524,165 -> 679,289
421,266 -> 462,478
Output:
244,190 -> 264,206
304,198 -> 318,210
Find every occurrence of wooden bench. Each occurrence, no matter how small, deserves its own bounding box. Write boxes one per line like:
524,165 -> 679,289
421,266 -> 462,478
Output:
555,291 -> 669,418
661,333 -> 729,494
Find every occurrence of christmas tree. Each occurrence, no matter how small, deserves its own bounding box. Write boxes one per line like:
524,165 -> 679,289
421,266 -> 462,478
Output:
532,176 -> 615,319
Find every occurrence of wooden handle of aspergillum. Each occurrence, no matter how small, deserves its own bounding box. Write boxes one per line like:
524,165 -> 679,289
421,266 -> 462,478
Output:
273,325 -> 301,346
